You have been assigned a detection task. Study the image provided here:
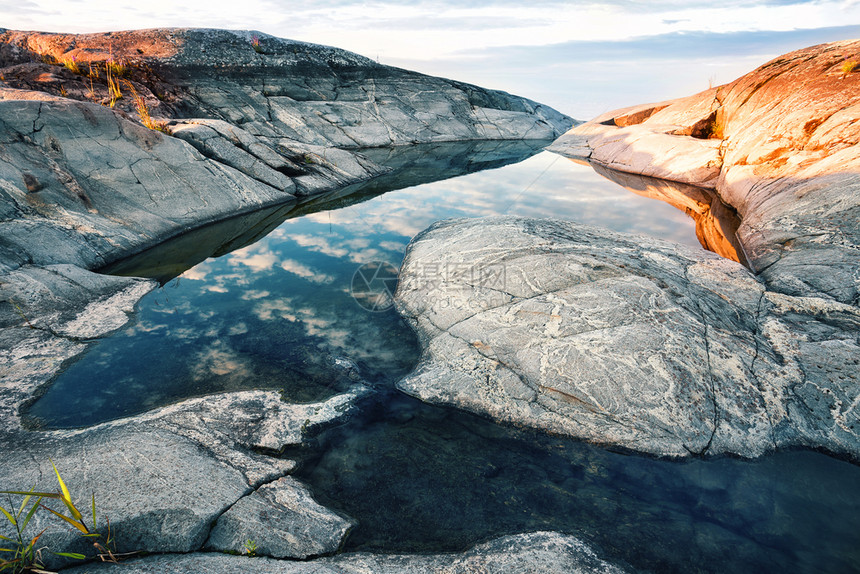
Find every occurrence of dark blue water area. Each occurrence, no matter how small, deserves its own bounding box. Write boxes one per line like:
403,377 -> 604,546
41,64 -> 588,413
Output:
291,390 -> 860,574
21,141 -> 860,573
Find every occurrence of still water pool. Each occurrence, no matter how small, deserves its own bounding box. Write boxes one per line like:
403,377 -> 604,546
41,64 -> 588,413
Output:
25,141 -> 860,573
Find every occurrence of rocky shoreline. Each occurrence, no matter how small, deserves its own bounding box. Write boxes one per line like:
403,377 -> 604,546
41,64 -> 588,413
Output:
1,29 -> 857,573
0,28 -> 589,572
394,39 -> 859,462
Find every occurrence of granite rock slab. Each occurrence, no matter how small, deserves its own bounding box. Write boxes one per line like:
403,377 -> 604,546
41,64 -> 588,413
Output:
394,216 -> 859,460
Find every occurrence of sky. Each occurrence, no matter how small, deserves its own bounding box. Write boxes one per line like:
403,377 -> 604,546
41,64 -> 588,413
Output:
2,1 -> 860,118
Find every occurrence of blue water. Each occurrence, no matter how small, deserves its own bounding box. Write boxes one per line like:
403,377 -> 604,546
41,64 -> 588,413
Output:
27,142 -> 702,428
292,390 -> 860,574
23,141 -> 860,573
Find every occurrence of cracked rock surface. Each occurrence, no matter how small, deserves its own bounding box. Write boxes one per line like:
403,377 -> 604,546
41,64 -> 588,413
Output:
395,216 -> 860,460
0,379 -> 366,568
205,476 -> 354,559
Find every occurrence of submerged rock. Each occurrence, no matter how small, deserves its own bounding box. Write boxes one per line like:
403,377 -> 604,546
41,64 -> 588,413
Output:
394,216 -> 860,460
62,531 -> 627,573
0,264 -> 156,435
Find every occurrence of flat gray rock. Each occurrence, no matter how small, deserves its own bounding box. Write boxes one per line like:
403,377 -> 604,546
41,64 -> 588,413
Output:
394,216 -> 860,460
205,476 -> 354,559
62,531 -> 627,573
0,385 -> 366,569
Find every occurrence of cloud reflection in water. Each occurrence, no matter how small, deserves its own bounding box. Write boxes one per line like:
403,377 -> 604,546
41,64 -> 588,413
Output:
27,142 -> 708,429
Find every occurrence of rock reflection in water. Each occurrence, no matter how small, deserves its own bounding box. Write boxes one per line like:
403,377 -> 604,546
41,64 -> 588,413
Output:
102,140 -> 548,284
293,390 -> 860,574
24,140 -> 548,429
584,160 -> 748,265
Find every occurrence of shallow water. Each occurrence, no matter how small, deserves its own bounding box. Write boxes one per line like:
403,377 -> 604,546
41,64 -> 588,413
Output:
27,141 -> 704,428
23,141 -> 860,573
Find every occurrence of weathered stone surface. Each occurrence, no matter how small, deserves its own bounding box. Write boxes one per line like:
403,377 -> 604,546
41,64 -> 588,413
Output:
522,40 -> 860,459
0,383 -> 366,568
557,121 -> 723,187
205,476 -> 354,559
0,28 -> 572,149
394,217 -> 860,460
0,97 -> 383,278
63,531 -> 627,573
549,39 -> 860,305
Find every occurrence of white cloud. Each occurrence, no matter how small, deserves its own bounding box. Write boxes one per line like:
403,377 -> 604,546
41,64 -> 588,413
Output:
228,322 -> 249,335
123,321 -> 167,335
378,240 -> 407,253
280,259 -> 335,283
272,2 -> 860,62
241,289 -> 271,300
180,264 -> 210,281
191,342 -> 252,380
285,233 -> 349,258
229,245 -> 279,272
348,248 -> 399,265
254,298 -> 296,321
